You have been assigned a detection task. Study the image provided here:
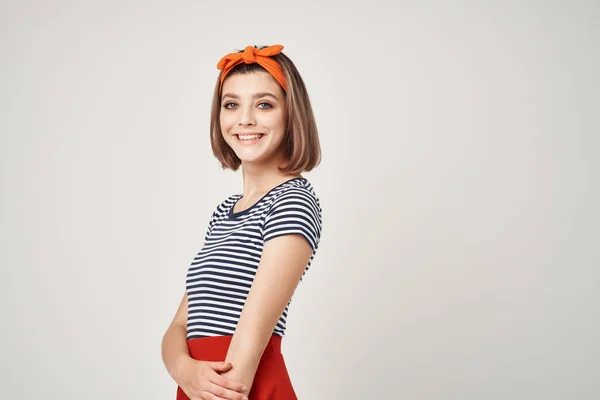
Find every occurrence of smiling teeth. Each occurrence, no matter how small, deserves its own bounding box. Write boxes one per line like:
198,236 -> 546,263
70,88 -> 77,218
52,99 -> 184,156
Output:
238,134 -> 263,140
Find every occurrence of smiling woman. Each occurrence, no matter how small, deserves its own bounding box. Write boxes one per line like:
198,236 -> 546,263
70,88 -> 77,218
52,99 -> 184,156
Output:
209,45 -> 320,176
161,44 -> 323,400
219,71 -> 287,163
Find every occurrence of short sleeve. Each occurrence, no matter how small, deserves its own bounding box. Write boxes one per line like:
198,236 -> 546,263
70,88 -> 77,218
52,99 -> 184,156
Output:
262,189 -> 322,251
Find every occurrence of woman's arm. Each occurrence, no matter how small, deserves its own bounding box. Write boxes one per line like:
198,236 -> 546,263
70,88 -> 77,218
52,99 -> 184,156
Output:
162,291 -> 249,399
162,291 -> 193,381
220,234 -> 313,393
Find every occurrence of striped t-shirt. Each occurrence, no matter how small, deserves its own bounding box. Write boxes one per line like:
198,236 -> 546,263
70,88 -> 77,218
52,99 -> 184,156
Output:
185,177 -> 323,339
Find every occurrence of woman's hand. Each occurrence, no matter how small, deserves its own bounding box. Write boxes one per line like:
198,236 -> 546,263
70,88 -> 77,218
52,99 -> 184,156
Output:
176,357 -> 249,400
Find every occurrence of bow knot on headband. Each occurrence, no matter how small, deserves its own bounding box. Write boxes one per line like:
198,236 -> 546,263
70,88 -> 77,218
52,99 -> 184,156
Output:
217,44 -> 287,91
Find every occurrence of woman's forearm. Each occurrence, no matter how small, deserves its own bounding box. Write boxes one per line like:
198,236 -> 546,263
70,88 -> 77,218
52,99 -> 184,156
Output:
161,323 -> 192,383
221,327 -> 272,393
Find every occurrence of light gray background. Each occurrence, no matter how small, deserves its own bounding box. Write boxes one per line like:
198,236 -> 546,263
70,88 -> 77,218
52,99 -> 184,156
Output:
1,1 -> 598,399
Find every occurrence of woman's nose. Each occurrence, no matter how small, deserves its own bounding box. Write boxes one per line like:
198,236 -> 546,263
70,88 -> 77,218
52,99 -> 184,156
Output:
238,105 -> 256,126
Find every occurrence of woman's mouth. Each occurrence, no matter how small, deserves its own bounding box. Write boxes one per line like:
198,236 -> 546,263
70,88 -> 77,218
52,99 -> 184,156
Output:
235,133 -> 265,145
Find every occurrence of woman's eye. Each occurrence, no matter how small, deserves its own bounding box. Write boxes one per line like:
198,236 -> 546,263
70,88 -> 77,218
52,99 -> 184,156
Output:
222,102 -> 272,110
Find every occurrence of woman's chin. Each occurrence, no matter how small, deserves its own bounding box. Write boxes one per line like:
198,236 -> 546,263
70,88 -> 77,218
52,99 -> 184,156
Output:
236,152 -> 266,164
237,150 -> 283,167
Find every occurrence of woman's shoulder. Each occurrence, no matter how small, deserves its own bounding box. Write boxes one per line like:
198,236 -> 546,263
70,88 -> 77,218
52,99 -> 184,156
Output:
268,177 -> 320,204
262,177 -> 323,251
264,177 -> 322,219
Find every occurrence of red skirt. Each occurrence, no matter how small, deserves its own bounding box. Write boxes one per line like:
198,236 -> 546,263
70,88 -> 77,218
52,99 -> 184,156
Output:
176,334 -> 298,400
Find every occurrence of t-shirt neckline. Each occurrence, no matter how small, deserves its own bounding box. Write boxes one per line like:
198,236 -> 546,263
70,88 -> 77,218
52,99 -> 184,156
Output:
228,177 -> 305,220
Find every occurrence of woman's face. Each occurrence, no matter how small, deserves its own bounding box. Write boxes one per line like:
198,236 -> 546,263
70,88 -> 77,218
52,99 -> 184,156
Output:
219,70 -> 287,166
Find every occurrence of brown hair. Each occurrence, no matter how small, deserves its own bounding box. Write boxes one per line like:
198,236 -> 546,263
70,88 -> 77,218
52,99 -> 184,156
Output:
209,47 -> 321,174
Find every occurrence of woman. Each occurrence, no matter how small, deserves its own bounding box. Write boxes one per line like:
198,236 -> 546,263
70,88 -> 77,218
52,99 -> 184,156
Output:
161,44 -> 323,400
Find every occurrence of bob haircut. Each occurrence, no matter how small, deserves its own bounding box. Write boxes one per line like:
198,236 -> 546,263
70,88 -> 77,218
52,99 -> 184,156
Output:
210,46 -> 321,175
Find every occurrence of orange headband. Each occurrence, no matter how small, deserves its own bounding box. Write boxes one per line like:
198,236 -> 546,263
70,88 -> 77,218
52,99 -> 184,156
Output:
216,45 -> 287,91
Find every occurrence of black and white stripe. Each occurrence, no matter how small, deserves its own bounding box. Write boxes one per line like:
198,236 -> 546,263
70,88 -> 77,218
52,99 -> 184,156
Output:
186,177 -> 322,339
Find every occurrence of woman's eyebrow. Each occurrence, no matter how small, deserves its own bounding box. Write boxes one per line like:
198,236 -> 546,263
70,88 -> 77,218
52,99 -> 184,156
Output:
221,92 -> 278,101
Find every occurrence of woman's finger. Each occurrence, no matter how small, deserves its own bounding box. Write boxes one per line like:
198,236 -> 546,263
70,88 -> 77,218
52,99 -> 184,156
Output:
204,381 -> 248,400
208,373 -> 248,394
198,391 -> 228,400
206,361 -> 233,373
